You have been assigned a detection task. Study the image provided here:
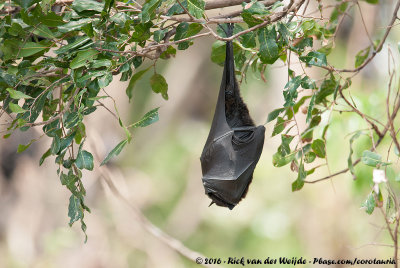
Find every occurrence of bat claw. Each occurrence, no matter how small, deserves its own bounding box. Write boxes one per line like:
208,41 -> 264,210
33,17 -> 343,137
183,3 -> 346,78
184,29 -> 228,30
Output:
208,201 -> 215,207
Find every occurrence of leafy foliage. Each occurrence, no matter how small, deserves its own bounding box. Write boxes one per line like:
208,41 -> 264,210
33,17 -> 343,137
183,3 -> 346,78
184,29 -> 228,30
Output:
0,0 -> 398,246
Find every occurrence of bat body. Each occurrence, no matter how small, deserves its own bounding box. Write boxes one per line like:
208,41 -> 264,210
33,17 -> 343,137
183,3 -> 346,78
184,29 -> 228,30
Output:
200,24 -> 265,210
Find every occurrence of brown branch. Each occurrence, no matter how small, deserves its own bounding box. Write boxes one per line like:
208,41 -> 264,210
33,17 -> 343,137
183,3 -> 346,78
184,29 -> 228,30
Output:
379,206 -> 396,243
163,0 -> 279,22
25,86 -> 79,127
205,0 -> 277,10
305,91 -> 400,184
160,14 -> 244,23
322,0 -> 400,73
88,145 -> 219,268
304,159 -> 361,184
394,217 -> 400,268
217,0 -> 302,42
177,0 -> 196,21
386,73 -> 400,156
339,86 -> 383,138
210,0 -> 277,19
95,31 -> 213,59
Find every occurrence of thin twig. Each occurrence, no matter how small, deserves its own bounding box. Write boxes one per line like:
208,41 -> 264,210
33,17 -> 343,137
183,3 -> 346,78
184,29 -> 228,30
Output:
321,0 -> 400,73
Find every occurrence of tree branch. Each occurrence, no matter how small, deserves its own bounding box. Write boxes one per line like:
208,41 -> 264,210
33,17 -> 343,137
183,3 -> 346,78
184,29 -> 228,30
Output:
89,146 -> 220,268
305,91 -> 400,184
25,84 -> 78,127
322,0 -> 400,73
204,0 -> 277,10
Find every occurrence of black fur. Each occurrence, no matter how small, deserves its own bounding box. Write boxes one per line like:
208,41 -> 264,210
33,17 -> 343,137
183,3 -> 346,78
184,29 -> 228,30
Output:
202,24 -> 265,209
225,84 -> 254,128
223,24 -> 255,204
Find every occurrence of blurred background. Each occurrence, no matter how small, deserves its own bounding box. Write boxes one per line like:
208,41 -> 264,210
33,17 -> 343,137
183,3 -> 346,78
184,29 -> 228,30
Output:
1,0 -> 400,267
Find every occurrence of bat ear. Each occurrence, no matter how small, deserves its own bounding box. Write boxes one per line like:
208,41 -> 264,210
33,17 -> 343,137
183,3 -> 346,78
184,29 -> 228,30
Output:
208,201 -> 215,207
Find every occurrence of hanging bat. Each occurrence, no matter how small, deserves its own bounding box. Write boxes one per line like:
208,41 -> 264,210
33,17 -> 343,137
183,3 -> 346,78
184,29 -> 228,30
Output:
200,24 -> 265,210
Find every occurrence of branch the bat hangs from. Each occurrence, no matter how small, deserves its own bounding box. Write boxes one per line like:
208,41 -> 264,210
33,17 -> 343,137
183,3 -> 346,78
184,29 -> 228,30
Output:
200,23 -> 265,210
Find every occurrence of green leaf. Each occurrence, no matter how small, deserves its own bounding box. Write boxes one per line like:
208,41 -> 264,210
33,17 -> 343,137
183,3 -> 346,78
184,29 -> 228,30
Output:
316,78 -> 337,104
97,73 -> 113,88
243,1 -> 269,15
19,42 -> 48,57
174,22 -> 190,50
38,11 -> 65,26
150,73 -> 169,100
101,139 -> 128,166
55,36 -> 92,55
258,27 -> 279,64
242,13 -> 263,27
348,131 -> 362,177
266,108 -> 285,123
301,76 -> 316,89
132,22 -> 153,42
9,103 -> 27,114
283,75 -> 302,107
75,150 -> 94,171
140,0 -> 161,23
299,51 -> 327,67
75,123 -> 86,144
361,192 -> 376,215
277,22 -> 292,43
364,0 -> 378,4
395,146 -> 400,157
91,59 -> 112,69
72,0 -> 104,13
311,139 -> 326,158
14,0 -> 39,9
60,132 -> 76,152
304,152 -> 316,163
362,150 -> 391,167
154,29 -> 168,43
32,25 -> 57,39
293,37 -> 313,51
187,0 -> 205,19
39,149 -> 52,166
241,31 -> 257,48
61,172 -> 77,187
51,135 -> 61,155
292,162 -> 306,191
64,112 -> 80,129
386,195 -> 396,223
126,67 -> 151,100
355,46 -> 370,68
68,195 -> 83,226
110,12 -> 128,25
186,23 -> 202,37
160,46 -> 177,59
17,142 -> 32,153
6,88 -> 32,99
129,107 -> 160,128
8,23 -> 24,36
58,18 -> 94,32
272,151 -> 296,167
104,0 -> 116,13
306,94 -> 316,123
272,117 -> 285,137
167,1 -> 185,15
70,49 -> 98,69
278,134 -> 294,156
211,41 -> 226,64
